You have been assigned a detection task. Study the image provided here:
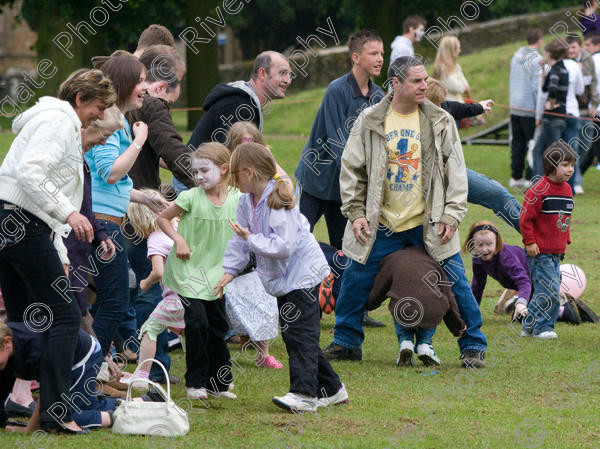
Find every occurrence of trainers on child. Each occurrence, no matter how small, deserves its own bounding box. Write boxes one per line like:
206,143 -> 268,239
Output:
396,340 -> 414,366
533,331 -> 558,339
208,390 -> 237,399
272,392 -> 318,412
323,343 -> 362,361
574,185 -> 584,195
509,178 -> 528,188
318,384 -> 349,407
520,329 -> 532,337
256,355 -> 283,369
416,344 -> 441,366
186,387 -> 207,400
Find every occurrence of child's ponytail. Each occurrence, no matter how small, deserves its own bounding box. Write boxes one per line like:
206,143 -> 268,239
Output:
230,143 -> 296,210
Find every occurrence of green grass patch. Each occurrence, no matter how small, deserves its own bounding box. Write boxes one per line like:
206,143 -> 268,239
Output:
1,39 -> 599,448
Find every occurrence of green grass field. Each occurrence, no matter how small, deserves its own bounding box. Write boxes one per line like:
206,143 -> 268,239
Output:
1,37 -> 600,449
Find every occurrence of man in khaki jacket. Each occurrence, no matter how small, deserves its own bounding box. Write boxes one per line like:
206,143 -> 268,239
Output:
322,56 -> 487,368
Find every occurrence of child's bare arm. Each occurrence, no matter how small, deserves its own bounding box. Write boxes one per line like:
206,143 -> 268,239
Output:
157,204 -> 190,260
140,255 -> 165,292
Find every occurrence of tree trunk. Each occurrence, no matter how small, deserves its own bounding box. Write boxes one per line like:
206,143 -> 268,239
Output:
184,0 -> 220,130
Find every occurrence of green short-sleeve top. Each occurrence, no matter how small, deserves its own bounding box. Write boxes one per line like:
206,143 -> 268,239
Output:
162,187 -> 241,300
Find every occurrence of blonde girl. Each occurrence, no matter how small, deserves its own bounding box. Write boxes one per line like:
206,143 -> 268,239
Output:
157,142 -> 239,400
123,191 -> 184,386
215,143 -> 348,413
433,36 -> 470,103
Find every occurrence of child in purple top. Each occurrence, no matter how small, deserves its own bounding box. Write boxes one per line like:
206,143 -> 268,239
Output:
579,1 -> 600,36
463,221 -> 531,321
216,142 -> 347,413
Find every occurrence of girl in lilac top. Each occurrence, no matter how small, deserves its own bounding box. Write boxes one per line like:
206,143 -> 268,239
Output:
579,1 -> 600,36
216,143 -> 347,413
463,221 -> 531,320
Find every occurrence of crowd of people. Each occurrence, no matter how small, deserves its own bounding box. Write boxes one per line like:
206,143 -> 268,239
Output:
0,5 -> 593,437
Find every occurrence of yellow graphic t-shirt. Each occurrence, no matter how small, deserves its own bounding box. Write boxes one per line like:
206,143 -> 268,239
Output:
379,107 -> 425,232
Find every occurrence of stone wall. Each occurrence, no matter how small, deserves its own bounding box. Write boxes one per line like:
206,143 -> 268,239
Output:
219,7 -> 576,91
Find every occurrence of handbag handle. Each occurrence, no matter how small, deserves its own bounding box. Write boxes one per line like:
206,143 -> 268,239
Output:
126,358 -> 172,408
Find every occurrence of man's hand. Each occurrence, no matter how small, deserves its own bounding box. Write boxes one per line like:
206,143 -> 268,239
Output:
98,239 -> 116,261
352,217 -> 371,245
478,99 -> 494,115
525,243 -> 539,258
214,273 -> 234,298
438,222 -> 456,245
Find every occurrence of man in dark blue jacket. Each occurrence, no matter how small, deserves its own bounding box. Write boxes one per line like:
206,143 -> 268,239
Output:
295,30 -> 386,328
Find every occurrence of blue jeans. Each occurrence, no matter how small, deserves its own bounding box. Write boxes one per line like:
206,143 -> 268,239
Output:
563,116 -> 583,190
126,236 -> 171,380
172,176 -> 187,194
521,254 -> 561,335
92,221 -> 131,356
115,284 -> 138,352
394,323 -> 436,346
332,226 -> 487,353
533,117 -> 568,177
467,168 -> 521,233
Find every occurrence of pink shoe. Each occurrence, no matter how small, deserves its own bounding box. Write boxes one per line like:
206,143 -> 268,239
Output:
256,355 -> 283,369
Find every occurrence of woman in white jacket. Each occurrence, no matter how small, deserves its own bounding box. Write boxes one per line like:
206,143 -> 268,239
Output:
0,69 -> 115,434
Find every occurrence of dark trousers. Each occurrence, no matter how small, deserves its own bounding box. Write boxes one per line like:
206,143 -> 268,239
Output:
299,191 -> 346,250
0,205 -> 80,424
70,346 -> 116,429
278,289 -> 341,398
581,125 -> 600,174
91,221 -> 130,356
510,115 -> 536,180
180,296 -> 231,391
126,236 -> 170,380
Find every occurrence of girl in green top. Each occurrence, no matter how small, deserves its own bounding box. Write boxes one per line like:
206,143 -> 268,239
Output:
157,142 -> 240,401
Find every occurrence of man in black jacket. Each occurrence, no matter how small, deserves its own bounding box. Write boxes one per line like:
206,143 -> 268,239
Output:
169,51 -> 292,191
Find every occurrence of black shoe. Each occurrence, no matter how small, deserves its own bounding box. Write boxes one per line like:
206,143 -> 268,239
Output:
41,421 -> 91,434
141,387 -> 166,402
460,349 -> 486,368
323,343 -> 362,361
576,299 -> 599,323
363,313 -> 386,328
156,373 -> 180,385
559,299 -> 581,325
4,399 -> 36,417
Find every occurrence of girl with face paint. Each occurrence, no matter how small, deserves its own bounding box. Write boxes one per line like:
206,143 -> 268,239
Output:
463,221 -> 531,321
156,142 -> 241,400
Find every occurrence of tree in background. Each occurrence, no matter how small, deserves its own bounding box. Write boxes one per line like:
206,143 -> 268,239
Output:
0,0 -> 184,96
227,0 -> 357,58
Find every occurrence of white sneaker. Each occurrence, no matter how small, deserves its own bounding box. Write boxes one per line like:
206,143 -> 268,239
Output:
416,343 -> 441,366
207,390 -> 237,400
128,376 -> 150,391
574,185 -> 584,194
318,384 -> 349,407
272,392 -> 318,412
520,330 -> 532,337
596,163 -> 600,170
396,340 -> 414,366
533,331 -> 558,339
186,387 -> 207,400
509,178 -> 529,188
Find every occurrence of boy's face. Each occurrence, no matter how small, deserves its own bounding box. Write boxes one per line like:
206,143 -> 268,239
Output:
584,39 -> 600,54
353,40 -> 384,78
568,42 -> 581,59
0,336 -> 13,370
549,160 -> 575,183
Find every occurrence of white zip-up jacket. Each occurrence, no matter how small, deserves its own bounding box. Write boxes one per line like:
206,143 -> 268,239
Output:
0,96 -> 85,263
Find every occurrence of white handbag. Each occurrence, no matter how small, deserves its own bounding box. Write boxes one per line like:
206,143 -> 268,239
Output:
112,358 -> 190,436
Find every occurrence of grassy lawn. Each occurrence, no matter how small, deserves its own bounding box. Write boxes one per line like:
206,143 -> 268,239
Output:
1,38 -> 600,449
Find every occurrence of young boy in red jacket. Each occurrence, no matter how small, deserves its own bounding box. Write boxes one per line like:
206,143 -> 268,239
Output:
520,141 -> 575,339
